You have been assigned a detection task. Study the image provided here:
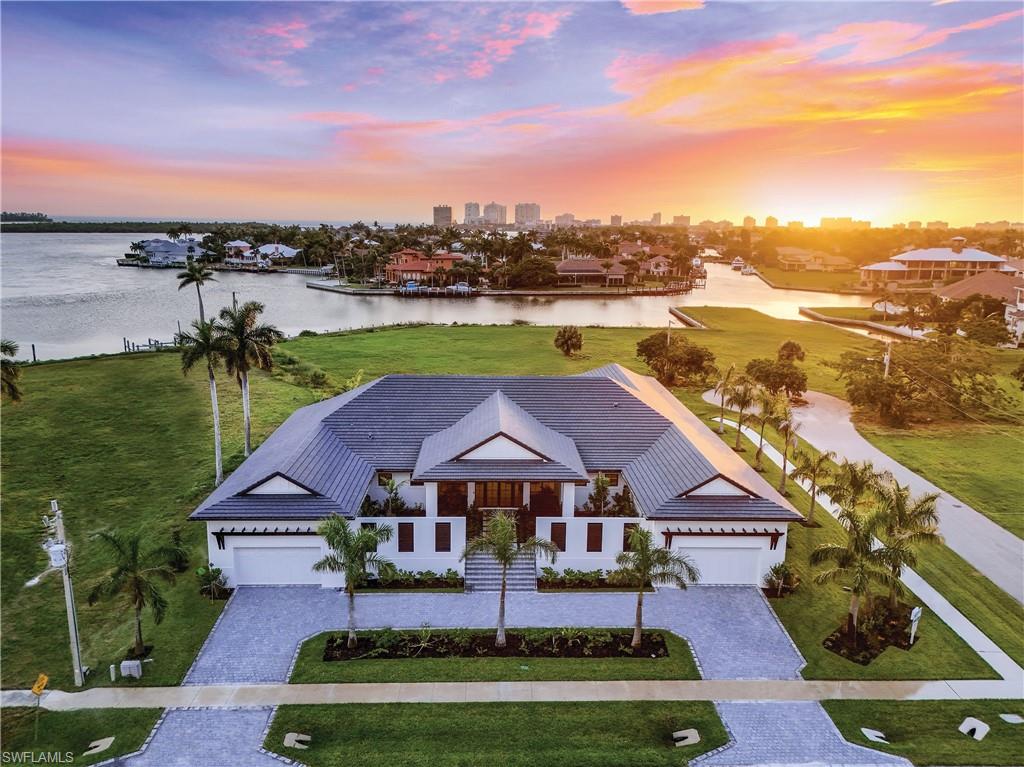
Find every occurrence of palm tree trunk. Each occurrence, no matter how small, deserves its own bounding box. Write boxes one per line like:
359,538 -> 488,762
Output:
717,395 -> 726,434
241,371 -> 252,456
207,364 -> 223,485
849,593 -> 860,641
134,605 -> 145,657
195,283 -> 205,323
756,423 -> 767,470
808,478 -> 817,525
778,441 -> 789,493
347,586 -> 357,649
889,566 -> 899,612
496,565 -> 507,648
733,409 -> 744,450
631,587 -> 645,648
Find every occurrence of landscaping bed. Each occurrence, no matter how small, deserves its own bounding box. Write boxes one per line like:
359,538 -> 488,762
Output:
537,567 -> 648,591
822,602 -> 918,665
361,568 -> 464,591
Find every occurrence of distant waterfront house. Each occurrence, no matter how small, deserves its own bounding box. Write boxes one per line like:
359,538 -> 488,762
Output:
934,271 -> 1024,304
384,248 -> 464,282
555,257 -> 629,285
225,240 -> 251,255
776,247 -> 852,273
860,238 -> 1007,287
1006,285 -> 1024,345
138,237 -> 207,267
190,365 -> 801,587
255,243 -> 302,263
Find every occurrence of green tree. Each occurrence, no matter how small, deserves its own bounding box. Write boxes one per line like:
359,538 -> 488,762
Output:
789,449 -> 835,526
752,388 -> 781,471
177,261 -> 217,323
179,320 -> 229,485
507,256 -> 557,288
870,480 -> 942,610
713,364 -> 736,435
87,531 -> 178,657
745,358 -> 807,398
1,339 -> 22,402
611,527 -> 700,647
217,301 -> 284,456
777,340 -> 805,362
581,473 -> 613,515
725,376 -> 757,451
635,331 -> 716,386
461,511 -> 558,647
774,402 -> 801,494
822,459 -> 885,514
313,515 -> 394,649
554,325 -> 583,357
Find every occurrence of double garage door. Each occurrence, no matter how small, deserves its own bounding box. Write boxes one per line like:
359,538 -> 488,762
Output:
674,546 -> 762,585
233,545 -> 322,585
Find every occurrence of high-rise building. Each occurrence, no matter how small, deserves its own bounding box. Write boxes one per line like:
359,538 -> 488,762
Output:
926,220 -> 949,230
651,212 -> 662,226
433,205 -> 452,228
672,215 -> 690,227
554,213 -> 576,227
514,203 -> 541,226
464,202 -> 481,225
821,217 -> 871,230
483,202 -> 507,225
742,216 -> 755,229
610,214 -> 622,227
908,221 -> 922,230
787,221 -> 804,230
765,216 -> 778,229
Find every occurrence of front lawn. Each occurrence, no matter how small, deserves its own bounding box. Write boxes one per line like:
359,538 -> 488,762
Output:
266,701 -> 726,767
756,266 -> 860,292
823,700 -> 1024,766
290,628 -> 700,683
0,708 -> 160,766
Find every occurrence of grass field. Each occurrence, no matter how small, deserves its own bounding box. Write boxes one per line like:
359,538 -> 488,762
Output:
823,700 -> 1024,766
266,701 -> 727,767
0,708 -> 160,766
290,629 -> 699,684
756,266 -> 860,292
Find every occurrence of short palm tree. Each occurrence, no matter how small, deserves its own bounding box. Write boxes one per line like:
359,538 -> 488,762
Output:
822,459 -> 884,513
554,325 -> 583,357
725,377 -> 757,451
789,449 -> 835,525
870,480 -> 942,610
1,339 -> 23,402
612,527 -> 700,647
461,511 -> 558,647
87,531 -> 178,657
810,509 -> 901,640
313,515 -> 394,649
217,301 -> 284,456
775,402 -> 801,494
752,388 -> 780,471
180,320 -> 228,485
177,261 -> 216,323
713,364 -> 736,434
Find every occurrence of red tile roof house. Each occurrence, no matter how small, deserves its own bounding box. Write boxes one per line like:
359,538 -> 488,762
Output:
555,257 -> 631,285
384,248 -> 464,283
190,365 -> 802,589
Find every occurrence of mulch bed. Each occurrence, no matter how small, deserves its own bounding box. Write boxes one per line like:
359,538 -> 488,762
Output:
199,586 -> 235,600
822,602 -> 917,665
323,629 -> 670,661
360,577 -> 463,590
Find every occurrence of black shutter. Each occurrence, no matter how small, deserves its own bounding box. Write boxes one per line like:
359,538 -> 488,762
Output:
434,522 -> 451,553
550,522 -> 567,552
586,522 -> 603,552
398,522 -> 414,553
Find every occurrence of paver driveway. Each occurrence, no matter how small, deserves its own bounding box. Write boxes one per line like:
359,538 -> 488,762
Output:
184,585 -> 804,684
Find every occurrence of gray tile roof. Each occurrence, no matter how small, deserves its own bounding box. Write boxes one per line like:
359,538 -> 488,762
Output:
190,364 -> 801,524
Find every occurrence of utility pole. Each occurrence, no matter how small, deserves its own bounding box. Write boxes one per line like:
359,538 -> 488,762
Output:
45,500 -> 85,686
883,342 -> 892,379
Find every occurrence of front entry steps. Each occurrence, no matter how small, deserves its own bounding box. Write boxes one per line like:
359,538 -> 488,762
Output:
464,551 -> 537,592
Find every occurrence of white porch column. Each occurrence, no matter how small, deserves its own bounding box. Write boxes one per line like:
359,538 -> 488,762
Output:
425,483 -> 438,517
561,483 -> 575,517
467,482 -> 476,508
522,482 -> 531,508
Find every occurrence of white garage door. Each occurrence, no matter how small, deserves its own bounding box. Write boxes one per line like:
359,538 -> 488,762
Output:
676,546 -> 762,585
233,546 -> 322,585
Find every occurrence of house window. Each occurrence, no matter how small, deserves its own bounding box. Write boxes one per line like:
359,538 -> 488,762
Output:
599,472 -> 620,486
377,472 -> 393,487
586,522 -> 603,553
530,482 -> 560,516
476,481 -> 522,508
434,522 -> 452,553
361,522 -> 378,552
438,482 -> 468,516
398,522 -> 414,553
623,523 -> 638,552
550,522 -> 567,552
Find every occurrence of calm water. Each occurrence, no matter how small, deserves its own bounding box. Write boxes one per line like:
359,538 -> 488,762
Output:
1,233 -> 873,360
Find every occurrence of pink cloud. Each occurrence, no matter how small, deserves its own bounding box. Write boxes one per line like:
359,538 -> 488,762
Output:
465,9 -> 571,79
620,1 -> 705,15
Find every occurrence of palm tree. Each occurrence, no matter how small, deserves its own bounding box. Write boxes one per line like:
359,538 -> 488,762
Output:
313,515 -> 394,649
713,364 -> 736,434
217,301 -> 284,456
87,531 -> 178,657
775,402 -> 801,494
553,325 -> 583,357
612,527 -> 699,647
789,449 -> 835,525
822,459 -> 885,514
871,480 -> 942,610
725,377 -> 757,451
180,320 -> 228,485
177,261 -> 217,323
752,388 -> 780,471
460,511 -> 558,647
811,509 -> 901,640
1,339 -> 23,402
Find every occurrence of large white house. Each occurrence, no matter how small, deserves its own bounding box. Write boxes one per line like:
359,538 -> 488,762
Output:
860,237 -> 1009,287
191,365 -> 802,588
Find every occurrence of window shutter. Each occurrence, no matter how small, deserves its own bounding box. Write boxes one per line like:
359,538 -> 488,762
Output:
434,522 -> 451,553
398,522 -> 414,553
586,522 -> 603,553
550,522 -> 567,552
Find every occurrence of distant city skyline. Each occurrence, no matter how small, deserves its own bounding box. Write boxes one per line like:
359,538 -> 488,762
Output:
2,1 -> 1022,225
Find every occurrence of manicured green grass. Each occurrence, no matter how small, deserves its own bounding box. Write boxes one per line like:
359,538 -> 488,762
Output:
823,700 -> 1024,766
0,353 -> 315,689
0,708 -> 160,766
757,266 -> 859,292
266,701 -> 727,767
805,306 -> 904,325
290,628 -> 700,684
679,392 -> 999,680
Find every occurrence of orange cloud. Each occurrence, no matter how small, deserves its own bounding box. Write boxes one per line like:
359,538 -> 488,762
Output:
621,1 -> 704,14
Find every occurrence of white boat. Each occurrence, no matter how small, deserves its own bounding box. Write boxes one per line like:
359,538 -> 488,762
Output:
731,257 -> 744,271
741,265 -> 756,275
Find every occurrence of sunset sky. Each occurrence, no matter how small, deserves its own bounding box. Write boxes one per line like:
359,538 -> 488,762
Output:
2,1 -> 1022,225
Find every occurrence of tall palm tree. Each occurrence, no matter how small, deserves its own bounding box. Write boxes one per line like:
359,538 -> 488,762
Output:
725,377 -> 757,451
870,480 -> 942,610
612,527 -> 699,647
217,301 -> 284,456
460,511 -> 558,647
775,402 -> 801,494
313,515 -> 394,649
180,320 -> 228,485
752,388 -> 780,471
789,449 -> 835,526
713,364 -> 736,435
1,339 -> 23,402
87,531 -> 178,657
822,459 -> 885,514
810,509 -> 901,640
177,261 -> 217,323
